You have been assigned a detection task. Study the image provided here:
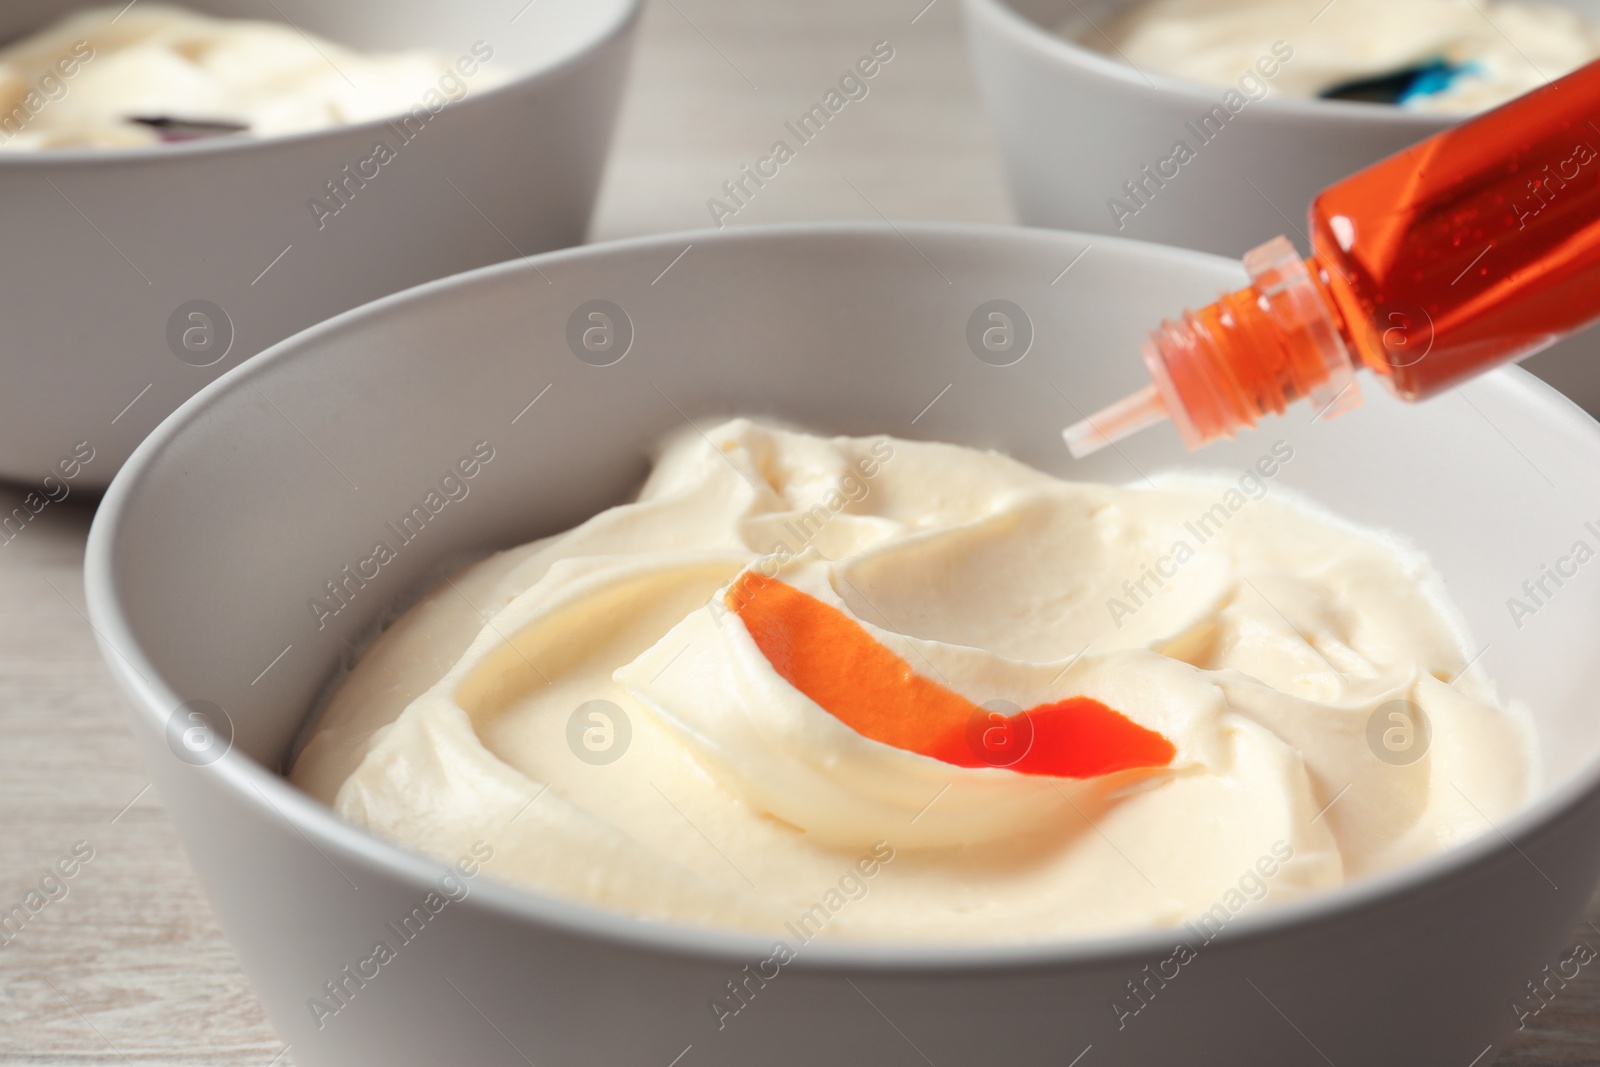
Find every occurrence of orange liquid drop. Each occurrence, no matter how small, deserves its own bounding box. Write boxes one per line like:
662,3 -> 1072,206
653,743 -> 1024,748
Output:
726,573 -> 1176,778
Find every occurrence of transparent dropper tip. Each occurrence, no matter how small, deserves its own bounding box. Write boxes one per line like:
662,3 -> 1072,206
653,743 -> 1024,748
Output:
1063,383 -> 1170,459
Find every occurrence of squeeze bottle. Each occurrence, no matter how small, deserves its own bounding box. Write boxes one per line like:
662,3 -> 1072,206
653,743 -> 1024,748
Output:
1065,60 -> 1600,457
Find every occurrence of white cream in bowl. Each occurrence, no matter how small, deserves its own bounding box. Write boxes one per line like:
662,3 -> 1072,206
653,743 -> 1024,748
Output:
0,3 -> 510,150
1074,0 -> 1600,112
291,419 -> 1531,942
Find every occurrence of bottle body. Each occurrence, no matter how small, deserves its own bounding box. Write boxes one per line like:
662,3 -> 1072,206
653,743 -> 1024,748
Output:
1310,59 -> 1600,401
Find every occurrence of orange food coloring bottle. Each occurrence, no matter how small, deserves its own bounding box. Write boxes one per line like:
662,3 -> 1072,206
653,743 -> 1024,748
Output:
1066,60 -> 1600,457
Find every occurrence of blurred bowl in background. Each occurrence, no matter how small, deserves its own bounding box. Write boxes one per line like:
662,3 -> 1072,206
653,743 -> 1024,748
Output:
0,0 -> 640,489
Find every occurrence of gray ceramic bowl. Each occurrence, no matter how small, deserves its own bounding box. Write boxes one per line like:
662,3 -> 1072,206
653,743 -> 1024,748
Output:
86,223 -> 1600,1066
960,0 -> 1457,256
0,0 -> 639,489
958,0 -> 1600,410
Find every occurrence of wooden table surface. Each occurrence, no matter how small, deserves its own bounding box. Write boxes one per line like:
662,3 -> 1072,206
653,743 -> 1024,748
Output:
2,0 -> 1596,1063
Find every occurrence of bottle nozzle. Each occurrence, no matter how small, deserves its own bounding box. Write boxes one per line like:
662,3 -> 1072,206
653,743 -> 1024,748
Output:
1063,237 -> 1361,459
1063,384 -> 1170,458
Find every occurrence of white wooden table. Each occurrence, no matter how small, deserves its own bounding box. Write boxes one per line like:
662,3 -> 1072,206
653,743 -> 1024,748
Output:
1,0 -> 1593,1062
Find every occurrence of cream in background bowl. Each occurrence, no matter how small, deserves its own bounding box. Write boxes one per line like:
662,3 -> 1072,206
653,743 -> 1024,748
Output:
86,222 -> 1600,1067
1081,0 -> 1600,113
0,0 -> 639,492
0,4 -> 511,150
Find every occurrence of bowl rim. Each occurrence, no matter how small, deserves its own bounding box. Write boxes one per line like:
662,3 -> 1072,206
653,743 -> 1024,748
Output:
960,0 -> 1462,131
85,219 -> 1600,972
0,0 -> 641,168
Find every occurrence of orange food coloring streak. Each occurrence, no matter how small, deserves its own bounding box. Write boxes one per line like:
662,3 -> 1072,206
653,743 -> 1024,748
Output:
727,573 -> 1175,778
